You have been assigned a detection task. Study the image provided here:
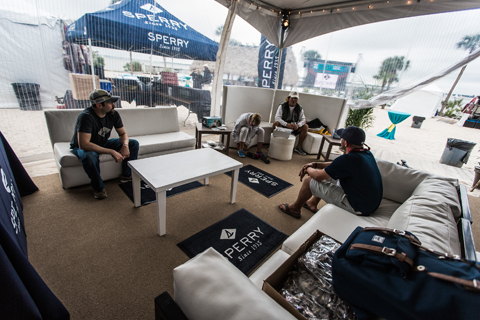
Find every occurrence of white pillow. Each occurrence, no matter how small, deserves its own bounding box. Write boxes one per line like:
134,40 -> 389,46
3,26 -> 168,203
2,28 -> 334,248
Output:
376,159 -> 431,203
173,247 -> 296,320
412,177 -> 461,220
387,195 -> 461,255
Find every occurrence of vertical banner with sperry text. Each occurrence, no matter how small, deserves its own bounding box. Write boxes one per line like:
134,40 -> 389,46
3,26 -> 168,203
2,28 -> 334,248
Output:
257,35 -> 287,89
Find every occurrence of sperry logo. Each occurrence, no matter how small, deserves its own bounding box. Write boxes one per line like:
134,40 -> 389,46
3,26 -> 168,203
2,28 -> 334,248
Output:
248,177 -> 259,184
140,3 -> 163,14
220,229 -> 236,240
372,235 -> 385,243
224,227 -> 264,259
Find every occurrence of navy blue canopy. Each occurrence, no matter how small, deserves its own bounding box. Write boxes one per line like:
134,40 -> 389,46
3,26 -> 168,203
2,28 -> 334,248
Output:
66,0 -> 218,61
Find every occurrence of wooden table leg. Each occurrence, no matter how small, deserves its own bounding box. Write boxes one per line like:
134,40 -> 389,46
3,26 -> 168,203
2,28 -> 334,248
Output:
325,143 -> 333,161
156,190 -> 167,236
225,133 -> 230,155
317,136 -> 325,160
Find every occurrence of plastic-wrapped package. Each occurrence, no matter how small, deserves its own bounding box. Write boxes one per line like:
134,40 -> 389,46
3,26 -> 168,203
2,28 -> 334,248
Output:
280,235 -> 357,320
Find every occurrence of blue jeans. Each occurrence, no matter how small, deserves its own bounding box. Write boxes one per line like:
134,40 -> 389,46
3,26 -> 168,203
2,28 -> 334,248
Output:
72,139 -> 139,191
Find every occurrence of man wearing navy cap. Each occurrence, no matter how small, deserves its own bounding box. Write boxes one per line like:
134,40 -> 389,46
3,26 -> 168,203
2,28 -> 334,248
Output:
279,126 -> 382,219
70,89 -> 139,199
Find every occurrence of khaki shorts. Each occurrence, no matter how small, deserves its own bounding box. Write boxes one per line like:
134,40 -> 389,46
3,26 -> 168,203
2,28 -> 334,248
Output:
309,178 -> 362,215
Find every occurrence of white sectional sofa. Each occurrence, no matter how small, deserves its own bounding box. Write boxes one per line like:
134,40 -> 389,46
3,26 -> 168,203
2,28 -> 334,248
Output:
221,86 -> 348,154
169,159 -> 476,320
45,106 -> 196,189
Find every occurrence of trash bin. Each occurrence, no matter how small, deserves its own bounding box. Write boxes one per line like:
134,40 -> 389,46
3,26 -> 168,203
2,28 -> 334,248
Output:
439,138 -> 477,168
11,83 -> 42,110
411,116 -> 425,129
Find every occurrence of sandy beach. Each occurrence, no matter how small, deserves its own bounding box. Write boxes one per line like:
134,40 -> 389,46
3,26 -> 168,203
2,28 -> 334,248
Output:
1,104 -> 479,194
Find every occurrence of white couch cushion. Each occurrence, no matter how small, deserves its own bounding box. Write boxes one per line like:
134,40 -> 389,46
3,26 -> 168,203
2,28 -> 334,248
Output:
53,132 -> 195,168
54,143 -> 116,167
134,132 -> 195,154
249,250 -> 290,289
376,159 -> 432,203
411,177 -> 461,220
173,248 -> 296,320
282,201 -> 395,255
386,195 -> 461,255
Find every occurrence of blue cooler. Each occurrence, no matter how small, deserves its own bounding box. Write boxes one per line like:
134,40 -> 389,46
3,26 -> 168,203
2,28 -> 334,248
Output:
100,80 -> 112,92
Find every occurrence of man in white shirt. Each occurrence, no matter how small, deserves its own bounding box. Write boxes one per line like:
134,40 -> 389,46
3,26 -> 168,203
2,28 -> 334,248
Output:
272,91 -> 309,155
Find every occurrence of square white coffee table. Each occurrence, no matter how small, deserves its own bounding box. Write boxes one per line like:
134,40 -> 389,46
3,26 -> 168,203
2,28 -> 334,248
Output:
128,148 -> 243,236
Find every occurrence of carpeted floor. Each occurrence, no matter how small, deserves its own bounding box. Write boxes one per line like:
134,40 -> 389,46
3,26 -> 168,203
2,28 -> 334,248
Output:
21,148 -> 480,320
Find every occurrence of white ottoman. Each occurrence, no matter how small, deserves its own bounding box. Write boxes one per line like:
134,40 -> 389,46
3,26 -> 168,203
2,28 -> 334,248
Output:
268,133 -> 295,160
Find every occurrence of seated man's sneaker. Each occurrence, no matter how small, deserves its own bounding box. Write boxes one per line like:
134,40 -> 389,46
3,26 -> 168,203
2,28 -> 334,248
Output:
94,189 -> 107,200
120,175 -> 132,183
238,150 -> 246,158
294,147 -> 307,156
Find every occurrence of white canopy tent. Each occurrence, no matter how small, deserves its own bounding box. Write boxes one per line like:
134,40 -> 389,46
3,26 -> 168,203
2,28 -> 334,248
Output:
390,83 -> 444,118
0,0 -> 70,109
211,0 -> 480,116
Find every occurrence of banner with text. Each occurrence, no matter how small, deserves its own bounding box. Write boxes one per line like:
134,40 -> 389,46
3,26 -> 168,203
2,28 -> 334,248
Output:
257,35 -> 287,89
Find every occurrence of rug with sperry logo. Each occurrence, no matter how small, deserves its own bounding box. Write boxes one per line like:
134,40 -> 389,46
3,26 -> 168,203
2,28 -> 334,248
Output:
177,208 -> 288,275
118,180 -> 204,206
225,164 -> 293,198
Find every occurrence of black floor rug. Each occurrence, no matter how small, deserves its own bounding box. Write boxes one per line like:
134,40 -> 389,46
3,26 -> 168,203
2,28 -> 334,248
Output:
177,208 -> 288,275
119,180 -> 204,206
225,164 -> 293,198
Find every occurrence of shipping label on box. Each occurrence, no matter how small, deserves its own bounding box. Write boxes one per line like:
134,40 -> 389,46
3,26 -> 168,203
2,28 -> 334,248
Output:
202,116 -> 222,128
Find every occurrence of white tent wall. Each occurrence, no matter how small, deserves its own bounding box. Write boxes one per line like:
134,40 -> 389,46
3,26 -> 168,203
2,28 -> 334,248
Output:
0,1 -> 70,109
390,84 -> 444,118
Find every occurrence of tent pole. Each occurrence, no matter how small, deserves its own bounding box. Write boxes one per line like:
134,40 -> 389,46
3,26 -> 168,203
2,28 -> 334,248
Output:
130,51 -> 133,75
88,38 -> 96,89
149,49 -> 153,107
212,0 -> 237,117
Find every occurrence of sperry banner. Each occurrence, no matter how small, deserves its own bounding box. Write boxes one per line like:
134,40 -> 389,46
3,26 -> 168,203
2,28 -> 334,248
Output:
257,35 -> 287,89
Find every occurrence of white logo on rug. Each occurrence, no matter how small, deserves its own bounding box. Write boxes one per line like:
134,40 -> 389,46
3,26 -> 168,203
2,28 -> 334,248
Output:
220,229 -> 236,240
248,177 -> 259,184
372,235 -> 385,243
140,4 -> 163,14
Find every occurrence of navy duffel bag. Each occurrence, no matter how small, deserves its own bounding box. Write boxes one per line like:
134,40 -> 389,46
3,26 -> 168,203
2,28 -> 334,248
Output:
332,227 -> 480,320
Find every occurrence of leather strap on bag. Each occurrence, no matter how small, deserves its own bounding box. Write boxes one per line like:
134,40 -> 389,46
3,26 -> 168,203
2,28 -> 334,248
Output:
428,272 -> 480,292
350,243 -> 414,267
362,227 -> 422,246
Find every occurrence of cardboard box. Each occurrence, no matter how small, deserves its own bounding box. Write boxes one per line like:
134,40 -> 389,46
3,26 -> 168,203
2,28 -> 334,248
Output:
69,73 -> 100,100
202,116 -> 222,128
262,230 -> 341,320
273,127 -> 292,139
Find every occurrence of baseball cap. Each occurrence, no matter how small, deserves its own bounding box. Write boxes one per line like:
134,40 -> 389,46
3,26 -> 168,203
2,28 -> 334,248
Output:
289,91 -> 299,99
89,89 -> 119,105
336,126 -> 366,146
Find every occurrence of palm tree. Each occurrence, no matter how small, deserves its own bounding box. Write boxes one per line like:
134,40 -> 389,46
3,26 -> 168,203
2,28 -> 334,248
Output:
373,56 -> 410,92
303,50 -> 321,60
439,34 -> 480,115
